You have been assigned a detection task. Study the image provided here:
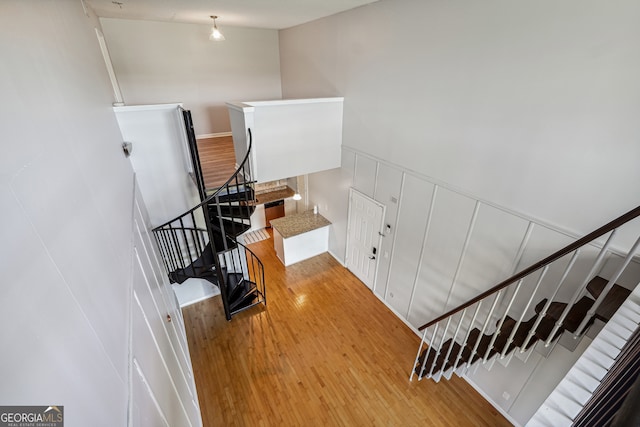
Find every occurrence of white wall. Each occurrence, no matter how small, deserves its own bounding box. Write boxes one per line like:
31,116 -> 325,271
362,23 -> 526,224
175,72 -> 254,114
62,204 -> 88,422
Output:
228,98 -> 344,183
307,150 -> 356,262
101,18 -> 283,136
0,0 -> 133,423
0,2 -> 199,425
280,0 -> 640,250
114,103 -> 200,226
284,4 -> 640,421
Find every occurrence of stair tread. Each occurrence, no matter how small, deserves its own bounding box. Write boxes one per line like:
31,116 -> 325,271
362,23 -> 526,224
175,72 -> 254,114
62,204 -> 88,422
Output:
225,272 -> 246,297
212,217 -> 251,238
586,276 -> 631,321
208,203 -> 255,220
229,284 -> 258,311
210,226 -> 238,252
168,242 -> 218,285
415,276 -> 633,382
534,296 -> 595,339
213,184 -> 255,203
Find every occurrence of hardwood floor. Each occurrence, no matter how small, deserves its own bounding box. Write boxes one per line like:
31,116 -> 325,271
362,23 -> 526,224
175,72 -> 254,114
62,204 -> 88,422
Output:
197,136 -> 237,189
182,236 -> 512,426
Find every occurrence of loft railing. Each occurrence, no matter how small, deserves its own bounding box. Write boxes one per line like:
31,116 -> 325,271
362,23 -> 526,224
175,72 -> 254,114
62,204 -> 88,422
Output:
411,205 -> 640,382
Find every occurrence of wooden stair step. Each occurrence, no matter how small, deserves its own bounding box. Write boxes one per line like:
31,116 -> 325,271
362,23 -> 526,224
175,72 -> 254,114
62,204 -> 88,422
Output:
586,276 -> 631,322
416,278 -> 629,379
416,340 -> 454,376
533,296 -> 595,340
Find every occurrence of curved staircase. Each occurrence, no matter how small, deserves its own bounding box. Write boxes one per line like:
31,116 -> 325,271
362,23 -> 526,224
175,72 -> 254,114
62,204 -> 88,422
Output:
153,117 -> 265,320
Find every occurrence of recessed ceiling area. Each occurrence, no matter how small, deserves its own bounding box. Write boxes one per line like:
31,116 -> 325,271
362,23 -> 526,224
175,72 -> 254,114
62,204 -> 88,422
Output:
86,0 -> 380,29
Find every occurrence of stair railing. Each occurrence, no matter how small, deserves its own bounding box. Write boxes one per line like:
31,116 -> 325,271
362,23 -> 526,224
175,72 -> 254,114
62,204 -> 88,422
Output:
152,129 -> 254,274
151,128 -> 263,320
411,205 -> 640,382
221,238 -> 266,314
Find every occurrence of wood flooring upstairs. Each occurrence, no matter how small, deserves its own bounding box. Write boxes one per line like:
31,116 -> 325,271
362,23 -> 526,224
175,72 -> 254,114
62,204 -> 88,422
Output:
182,235 -> 512,426
197,136 -> 237,190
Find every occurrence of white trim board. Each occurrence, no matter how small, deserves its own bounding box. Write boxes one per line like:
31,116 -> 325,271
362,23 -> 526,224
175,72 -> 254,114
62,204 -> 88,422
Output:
196,132 -> 232,139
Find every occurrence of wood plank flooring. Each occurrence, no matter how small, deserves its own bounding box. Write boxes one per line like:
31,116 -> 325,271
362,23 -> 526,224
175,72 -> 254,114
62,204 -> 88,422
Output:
197,136 -> 237,189
182,235 -> 512,426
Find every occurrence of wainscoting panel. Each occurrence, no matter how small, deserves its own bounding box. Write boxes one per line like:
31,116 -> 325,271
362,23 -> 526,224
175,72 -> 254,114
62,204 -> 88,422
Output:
371,163 -> 403,297
407,187 -> 477,326
507,224 -> 583,315
353,154 -> 377,198
445,202 -> 531,312
385,174 -> 435,317
338,148 -> 640,333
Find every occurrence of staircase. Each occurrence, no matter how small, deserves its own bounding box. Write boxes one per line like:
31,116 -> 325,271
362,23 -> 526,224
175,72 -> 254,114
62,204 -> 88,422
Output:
410,205 -> 640,421
152,112 -> 265,320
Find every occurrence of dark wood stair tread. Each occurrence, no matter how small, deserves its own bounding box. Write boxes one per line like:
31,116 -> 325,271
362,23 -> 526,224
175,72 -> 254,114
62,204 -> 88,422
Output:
534,296 -> 594,339
586,276 -> 631,322
230,287 -> 258,311
415,282 -> 625,378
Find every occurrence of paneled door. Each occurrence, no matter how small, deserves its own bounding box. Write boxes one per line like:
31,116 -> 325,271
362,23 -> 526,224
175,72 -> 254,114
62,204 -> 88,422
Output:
346,189 -> 385,290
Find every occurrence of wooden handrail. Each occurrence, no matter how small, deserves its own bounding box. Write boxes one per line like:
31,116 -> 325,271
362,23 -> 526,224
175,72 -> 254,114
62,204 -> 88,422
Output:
418,204 -> 640,331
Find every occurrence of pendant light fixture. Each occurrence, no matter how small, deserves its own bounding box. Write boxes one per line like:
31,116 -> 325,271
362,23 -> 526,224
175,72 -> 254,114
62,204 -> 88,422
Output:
209,15 -> 225,41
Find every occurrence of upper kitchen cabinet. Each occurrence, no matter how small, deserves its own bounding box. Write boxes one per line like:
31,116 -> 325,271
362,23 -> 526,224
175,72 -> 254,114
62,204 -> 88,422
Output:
227,98 -> 343,183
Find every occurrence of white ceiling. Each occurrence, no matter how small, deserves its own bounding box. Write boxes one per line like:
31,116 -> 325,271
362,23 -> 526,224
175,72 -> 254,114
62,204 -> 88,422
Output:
86,0 -> 379,30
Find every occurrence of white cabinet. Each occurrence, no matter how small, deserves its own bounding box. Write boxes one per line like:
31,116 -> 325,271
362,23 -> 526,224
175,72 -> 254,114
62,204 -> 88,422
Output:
270,211 -> 331,266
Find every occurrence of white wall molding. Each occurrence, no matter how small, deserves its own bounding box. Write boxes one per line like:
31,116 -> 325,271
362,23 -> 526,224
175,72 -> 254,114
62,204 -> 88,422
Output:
342,145 -> 636,259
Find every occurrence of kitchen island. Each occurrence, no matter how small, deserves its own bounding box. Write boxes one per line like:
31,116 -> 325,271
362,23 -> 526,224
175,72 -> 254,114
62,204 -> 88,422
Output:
270,211 -> 331,266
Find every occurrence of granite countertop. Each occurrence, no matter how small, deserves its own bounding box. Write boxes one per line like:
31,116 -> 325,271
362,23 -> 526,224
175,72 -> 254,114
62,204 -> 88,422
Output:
254,186 -> 295,205
270,211 -> 331,238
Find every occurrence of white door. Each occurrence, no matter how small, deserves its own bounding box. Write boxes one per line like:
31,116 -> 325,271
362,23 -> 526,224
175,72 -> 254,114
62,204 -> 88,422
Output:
346,189 -> 385,289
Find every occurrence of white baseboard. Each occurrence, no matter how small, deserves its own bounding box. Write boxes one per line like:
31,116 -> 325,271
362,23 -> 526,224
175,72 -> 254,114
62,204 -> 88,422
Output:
328,250 -> 346,267
196,131 -> 232,139
372,291 -> 422,337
